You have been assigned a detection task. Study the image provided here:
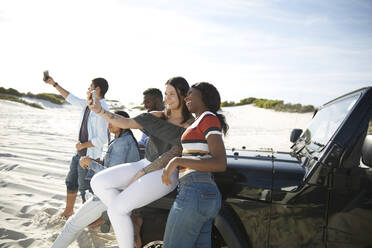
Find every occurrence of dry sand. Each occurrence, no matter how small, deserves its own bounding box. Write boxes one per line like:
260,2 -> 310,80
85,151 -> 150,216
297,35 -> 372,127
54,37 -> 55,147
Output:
0,99 -> 312,247
222,104 -> 312,151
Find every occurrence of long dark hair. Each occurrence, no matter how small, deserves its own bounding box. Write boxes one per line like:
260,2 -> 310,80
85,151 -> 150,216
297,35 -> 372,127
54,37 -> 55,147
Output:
191,82 -> 229,136
165,77 -> 193,124
114,111 -> 139,147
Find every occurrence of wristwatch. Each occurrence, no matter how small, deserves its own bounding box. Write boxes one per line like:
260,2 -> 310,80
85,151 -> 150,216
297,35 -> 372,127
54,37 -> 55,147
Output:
53,82 -> 58,87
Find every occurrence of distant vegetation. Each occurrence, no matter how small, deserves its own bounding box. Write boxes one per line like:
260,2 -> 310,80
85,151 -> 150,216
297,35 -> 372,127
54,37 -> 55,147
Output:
132,105 -> 146,111
221,97 -> 315,113
0,86 -> 316,114
30,93 -> 65,105
0,86 -> 66,109
0,93 -> 43,109
0,87 -> 65,104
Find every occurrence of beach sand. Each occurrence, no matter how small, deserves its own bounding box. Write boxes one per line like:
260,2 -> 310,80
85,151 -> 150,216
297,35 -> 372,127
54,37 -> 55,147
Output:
0,99 -> 312,247
222,104 -> 312,151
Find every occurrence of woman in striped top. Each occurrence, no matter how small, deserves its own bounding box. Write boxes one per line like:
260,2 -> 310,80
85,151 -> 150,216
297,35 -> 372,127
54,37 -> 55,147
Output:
162,82 -> 228,248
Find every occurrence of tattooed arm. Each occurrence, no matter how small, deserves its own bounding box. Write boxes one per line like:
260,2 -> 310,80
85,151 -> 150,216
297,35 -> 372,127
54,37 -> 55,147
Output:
99,108 -> 142,129
126,146 -> 182,187
87,91 -> 142,130
143,146 -> 182,174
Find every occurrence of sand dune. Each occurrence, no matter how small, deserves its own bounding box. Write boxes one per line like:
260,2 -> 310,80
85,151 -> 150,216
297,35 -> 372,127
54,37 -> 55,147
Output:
0,99 -> 312,247
222,104 -> 312,151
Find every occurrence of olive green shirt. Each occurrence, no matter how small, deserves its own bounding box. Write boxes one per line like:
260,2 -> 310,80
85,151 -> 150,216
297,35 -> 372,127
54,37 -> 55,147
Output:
133,113 -> 185,162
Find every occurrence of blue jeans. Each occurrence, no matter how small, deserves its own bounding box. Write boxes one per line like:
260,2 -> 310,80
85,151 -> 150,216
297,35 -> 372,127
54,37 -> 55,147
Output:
163,172 -> 221,248
65,154 -> 92,202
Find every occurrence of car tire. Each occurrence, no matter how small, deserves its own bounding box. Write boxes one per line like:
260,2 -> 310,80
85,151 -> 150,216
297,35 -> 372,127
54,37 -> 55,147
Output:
143,240 -> 163,248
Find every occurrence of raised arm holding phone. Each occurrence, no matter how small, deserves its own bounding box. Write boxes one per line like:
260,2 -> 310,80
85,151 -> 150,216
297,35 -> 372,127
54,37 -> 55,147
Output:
43,72 -> 69,99
43,72 -> 110,219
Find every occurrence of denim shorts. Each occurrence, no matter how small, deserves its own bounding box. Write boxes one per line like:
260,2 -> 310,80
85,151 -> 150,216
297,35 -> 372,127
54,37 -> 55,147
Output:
65,154 -> 91,197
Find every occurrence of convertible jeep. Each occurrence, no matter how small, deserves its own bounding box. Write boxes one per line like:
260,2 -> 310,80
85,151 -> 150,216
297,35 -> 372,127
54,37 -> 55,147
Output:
139,87 -> 372,248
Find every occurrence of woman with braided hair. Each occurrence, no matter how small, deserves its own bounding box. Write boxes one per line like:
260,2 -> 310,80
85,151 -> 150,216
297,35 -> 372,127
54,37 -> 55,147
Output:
161,82 -> 228,248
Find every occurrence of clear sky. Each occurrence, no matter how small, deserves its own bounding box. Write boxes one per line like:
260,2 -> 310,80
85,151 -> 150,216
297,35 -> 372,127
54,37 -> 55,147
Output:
1,0 -> 371,106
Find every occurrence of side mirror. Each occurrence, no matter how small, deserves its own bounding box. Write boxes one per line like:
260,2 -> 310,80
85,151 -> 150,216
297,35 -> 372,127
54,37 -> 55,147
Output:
290,129 -> 303,143
362,135 -> 372,167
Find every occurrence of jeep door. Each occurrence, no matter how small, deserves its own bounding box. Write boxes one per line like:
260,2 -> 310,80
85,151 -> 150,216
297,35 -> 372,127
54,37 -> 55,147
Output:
269,155 -> 327,247
216,150 -> 274,248
325,88 -> 372,248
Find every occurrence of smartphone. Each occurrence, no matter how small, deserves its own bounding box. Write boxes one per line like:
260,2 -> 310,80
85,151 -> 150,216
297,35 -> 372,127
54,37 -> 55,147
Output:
43,70 -> 49,81
91,90 -> 97,105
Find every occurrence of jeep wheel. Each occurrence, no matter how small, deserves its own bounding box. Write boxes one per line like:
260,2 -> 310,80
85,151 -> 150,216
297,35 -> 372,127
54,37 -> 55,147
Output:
143,240 -> 163,248
142,228 -> 227,248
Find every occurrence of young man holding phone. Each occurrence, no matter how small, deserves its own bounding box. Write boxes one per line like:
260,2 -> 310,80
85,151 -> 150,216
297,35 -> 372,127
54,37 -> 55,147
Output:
44,74 -> 109,219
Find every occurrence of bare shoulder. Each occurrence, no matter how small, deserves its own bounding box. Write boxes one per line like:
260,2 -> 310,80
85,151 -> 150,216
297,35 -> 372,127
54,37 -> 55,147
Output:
149,111 -> 165,118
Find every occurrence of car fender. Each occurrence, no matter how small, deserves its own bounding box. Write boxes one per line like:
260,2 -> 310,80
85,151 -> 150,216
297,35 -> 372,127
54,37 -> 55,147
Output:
214,203 -> 251,248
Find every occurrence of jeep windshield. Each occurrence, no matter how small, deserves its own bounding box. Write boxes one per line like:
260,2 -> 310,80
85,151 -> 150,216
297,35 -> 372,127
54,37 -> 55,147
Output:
295,92 -> 361,155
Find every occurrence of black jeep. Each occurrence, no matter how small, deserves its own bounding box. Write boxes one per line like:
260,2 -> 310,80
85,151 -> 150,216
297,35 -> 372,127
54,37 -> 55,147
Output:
139,87 -> 372,248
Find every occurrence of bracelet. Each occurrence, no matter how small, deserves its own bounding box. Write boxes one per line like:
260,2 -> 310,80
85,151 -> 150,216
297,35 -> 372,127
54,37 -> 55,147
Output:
141,168 -> 147,175
53,82 -> 58,87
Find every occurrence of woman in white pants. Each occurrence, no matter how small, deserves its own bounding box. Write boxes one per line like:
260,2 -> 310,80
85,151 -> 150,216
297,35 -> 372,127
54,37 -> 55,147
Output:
89,77 -> 194,248
51,111 -> 140,248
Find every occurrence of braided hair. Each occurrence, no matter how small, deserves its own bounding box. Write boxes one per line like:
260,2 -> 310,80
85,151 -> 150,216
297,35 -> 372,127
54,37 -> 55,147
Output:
191,82 -> 229,136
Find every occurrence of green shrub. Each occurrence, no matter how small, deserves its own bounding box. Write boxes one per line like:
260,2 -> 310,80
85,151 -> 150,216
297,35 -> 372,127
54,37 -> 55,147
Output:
263,100 -> 283,109
236,97 -> 256,106
132,105 -> 146,111
301,105 -> 315,113
26,92 -> 35,97
221,101 -> 236,107
0,87 -> 6,94
0,93 -> 43,109
109,105 -> 126,111
253,99 -> 265,108
36,93 -> 65,104
272,102 -> 315,113
0,87 -> 22,96
28,102 -> 44,109
221,95 -> 315,113
0,87 -> 65,105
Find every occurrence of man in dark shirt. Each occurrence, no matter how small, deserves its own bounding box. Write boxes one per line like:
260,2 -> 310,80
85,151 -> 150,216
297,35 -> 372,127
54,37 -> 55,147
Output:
138,88 -> 164,150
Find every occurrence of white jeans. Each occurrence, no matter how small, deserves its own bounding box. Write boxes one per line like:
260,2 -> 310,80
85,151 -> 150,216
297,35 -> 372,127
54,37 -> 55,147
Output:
91,158 -> 178,248
51,197 -> 107,248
